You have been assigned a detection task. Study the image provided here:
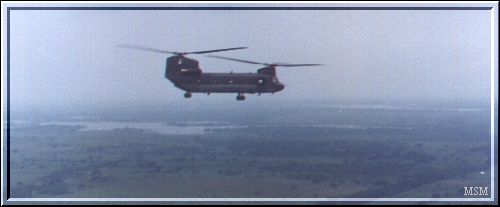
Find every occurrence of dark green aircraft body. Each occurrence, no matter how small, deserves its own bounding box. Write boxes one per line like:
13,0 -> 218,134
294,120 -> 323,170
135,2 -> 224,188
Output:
165,55 -> 284,98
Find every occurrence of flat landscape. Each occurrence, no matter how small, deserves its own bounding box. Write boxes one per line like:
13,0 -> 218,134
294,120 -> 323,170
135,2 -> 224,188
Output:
8,101 -> 494,200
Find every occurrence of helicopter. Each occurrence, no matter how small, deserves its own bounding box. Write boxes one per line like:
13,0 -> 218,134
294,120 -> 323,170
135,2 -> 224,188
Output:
120,45 -> 322,101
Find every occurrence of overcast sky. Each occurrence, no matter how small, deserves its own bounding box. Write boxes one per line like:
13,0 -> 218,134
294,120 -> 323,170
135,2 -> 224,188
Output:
8,7 -> 493,110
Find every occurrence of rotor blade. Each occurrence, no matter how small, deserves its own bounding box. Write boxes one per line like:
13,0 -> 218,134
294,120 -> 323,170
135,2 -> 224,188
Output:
118,44 -> 178,54
206,55 -> 267,65
190,47 -> 248,54
275,63 -> 324,67
208,55 -> 324,67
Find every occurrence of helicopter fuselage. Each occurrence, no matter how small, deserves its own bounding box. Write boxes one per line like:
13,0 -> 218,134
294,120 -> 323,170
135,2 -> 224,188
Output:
165,55 -> 285,95
168,72 -> 284,94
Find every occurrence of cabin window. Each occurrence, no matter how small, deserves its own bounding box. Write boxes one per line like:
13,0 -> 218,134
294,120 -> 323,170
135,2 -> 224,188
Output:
228,80 -> 233,84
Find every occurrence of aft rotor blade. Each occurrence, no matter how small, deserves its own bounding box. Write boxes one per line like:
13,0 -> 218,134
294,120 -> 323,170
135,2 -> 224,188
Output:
208,55 -> 324,67
118,44 -> 178,54
190,47 -> 248,54
276,63 -> 323,67
207,55 -> 267,65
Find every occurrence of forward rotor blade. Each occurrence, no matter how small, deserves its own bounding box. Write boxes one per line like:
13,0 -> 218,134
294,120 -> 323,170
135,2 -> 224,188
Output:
207,55 -> 267,65
190,47 -> 248,54
118,44 -> 178,54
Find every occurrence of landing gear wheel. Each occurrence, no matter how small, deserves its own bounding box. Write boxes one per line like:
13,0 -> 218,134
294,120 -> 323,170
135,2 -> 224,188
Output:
184,92 -> 192,98
236,94 -> 246,101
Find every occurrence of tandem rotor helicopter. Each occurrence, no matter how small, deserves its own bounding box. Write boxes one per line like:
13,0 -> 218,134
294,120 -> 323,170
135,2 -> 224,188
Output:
120,45 -> 323,101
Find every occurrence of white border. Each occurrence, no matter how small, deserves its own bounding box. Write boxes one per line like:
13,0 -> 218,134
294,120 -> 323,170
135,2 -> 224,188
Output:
2,2 -> 498,204
490,4 -> 495,201
4,197 -> 496,202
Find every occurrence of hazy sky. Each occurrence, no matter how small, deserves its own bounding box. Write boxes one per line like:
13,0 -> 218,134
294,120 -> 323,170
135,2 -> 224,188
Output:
8,7 -> 493,110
